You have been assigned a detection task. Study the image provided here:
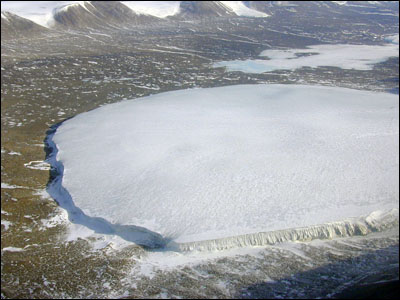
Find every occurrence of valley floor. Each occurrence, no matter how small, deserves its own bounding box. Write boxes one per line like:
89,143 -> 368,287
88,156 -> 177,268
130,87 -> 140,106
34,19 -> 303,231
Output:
1,16 -> 399,298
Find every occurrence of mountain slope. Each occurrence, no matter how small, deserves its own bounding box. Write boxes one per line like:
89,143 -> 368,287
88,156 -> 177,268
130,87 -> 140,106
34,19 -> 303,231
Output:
1,11 -> 50,40
220,1 -> 269,18
52,1 -> 163,30
172,1 -> 237,19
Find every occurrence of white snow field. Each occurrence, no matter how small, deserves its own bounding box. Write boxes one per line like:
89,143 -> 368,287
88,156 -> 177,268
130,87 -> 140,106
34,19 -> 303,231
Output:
49,84 -> 399,250
214,43 -> 399,73
0,1 -> 268,23
0,1 -> 80,27
220,1 -> 269,18
121,1 -> 181,18
0,1 -> 177,26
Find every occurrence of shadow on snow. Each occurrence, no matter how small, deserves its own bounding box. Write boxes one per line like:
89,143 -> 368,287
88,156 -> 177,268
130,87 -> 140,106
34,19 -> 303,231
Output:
44,119 -> 174,249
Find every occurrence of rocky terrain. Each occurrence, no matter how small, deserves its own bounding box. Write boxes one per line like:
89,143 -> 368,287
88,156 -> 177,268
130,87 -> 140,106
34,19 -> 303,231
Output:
1,1 -> 399,298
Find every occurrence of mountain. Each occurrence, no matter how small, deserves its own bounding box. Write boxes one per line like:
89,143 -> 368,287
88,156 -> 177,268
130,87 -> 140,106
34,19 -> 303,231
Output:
121,1 -> 181,19
242,0 -> 399,36
171,1 -> 237,19
2,1 -> 398,37
52,1 -> 163,30
1,11 -> 49,40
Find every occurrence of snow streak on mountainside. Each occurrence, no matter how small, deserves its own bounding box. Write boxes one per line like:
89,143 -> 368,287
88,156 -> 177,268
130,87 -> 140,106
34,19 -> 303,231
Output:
221,1 -> 269,17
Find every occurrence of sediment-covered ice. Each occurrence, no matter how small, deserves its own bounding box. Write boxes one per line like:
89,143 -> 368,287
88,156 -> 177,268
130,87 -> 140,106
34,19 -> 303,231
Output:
50,84 -> 399,247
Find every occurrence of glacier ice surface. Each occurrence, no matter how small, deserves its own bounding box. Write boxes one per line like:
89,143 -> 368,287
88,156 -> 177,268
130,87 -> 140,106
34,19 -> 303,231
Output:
50,84 -> 399,246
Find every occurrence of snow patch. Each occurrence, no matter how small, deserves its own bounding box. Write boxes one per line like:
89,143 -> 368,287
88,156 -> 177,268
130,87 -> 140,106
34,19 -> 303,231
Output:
8,151 -> 21,156
2,247 -> 24,252
41,209 -> 69,229
1,220 -> 12,231
1,183 -> 28,189
24,160 -> 51,171
33,189 -> 52,200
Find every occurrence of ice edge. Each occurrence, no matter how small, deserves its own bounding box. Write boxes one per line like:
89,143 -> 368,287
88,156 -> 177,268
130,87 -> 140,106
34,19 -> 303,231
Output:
44,121 -> 168,249
172,210 -> 399,252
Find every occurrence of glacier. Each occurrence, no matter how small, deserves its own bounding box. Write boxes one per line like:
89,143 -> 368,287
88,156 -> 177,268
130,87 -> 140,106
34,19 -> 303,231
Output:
48,84 -> 399,250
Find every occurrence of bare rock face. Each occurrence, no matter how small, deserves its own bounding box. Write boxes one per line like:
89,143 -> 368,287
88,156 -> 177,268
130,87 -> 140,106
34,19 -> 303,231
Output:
52,1 -> 162,30
1,11 -> 49,40
172,1 -> 237,19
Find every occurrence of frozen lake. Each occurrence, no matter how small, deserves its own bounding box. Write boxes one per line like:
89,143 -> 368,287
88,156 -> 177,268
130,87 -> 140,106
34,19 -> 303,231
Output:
214,42 -> 399,73
50,84 -> 399,247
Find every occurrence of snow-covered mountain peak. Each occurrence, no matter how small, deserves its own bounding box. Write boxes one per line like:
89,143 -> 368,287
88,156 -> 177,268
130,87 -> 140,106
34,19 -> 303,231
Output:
121,1 -> 181,18
0,1 -> 81,28
221,1 -> 269,17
